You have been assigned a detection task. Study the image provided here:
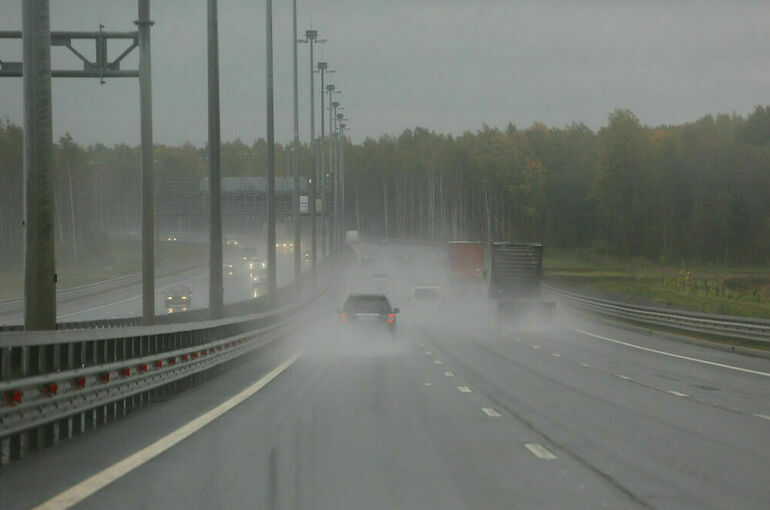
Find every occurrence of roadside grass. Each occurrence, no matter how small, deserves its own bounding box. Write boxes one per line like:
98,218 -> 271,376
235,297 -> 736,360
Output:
0,241 -> 208,301
544,248 -> 770,319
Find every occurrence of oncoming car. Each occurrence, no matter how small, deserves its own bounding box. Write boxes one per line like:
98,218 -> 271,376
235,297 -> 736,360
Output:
338,294 -> 399,334
165,286 -> 191,313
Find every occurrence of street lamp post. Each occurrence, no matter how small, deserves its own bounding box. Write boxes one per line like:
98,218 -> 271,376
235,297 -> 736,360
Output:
207,0 -> 223,319
318,74 -> 334,257
291,0 -> 301,283
265,0 -> 276,294
339,120 -> 348,244
298,30 -> 324,288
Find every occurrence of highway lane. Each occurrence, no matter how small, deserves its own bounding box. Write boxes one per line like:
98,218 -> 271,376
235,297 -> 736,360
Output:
2,241 -> 769,509
0,241 -> 307,325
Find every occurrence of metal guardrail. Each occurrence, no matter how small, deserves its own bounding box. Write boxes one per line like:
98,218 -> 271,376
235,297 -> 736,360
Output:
543,285 -> 770,344
0,252 -> 347,465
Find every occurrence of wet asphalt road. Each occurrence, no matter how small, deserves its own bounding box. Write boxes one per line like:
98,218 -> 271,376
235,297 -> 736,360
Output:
2,242 -> 769,509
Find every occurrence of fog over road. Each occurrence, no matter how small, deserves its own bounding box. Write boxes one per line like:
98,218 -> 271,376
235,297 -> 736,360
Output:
2,242 -> 769,510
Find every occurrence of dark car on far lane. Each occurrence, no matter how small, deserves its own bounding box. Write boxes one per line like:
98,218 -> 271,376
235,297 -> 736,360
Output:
338,294 -> 399,334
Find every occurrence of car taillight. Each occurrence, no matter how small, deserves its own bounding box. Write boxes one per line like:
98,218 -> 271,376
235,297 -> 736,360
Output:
387,313 -> 395,323
340,312 -> 347,323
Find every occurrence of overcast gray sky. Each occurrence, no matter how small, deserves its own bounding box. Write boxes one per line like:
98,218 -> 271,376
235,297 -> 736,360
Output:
1,1 -> 768,146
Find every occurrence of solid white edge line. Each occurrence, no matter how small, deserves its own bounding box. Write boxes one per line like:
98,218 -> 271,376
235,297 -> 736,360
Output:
753,413 -> 770,421
31,352 -> 303,510
482,407 -> 501,417
576,329 -> 770,378
525,443 -> 557,460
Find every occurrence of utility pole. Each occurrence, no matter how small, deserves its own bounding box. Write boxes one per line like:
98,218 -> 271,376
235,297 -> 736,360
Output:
207,0 -> 223,319
291,0 -> 301,283
265,0 -> 277,294
137,0 -> 155,324
22,0 -> 56,330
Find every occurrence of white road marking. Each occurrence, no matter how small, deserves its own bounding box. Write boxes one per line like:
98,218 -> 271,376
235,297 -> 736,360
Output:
576,329 -> 770,378
424,382 -> 432,386
667,390 -> 689,397
482,407 -> 501,417
30,352 -> 302,510
418,343 -> 425,348
514,338 -> 522,343
753,413 -> 770,421
525,443 -> 557,460
444,371 -> 455,377
553,353 -> 562,357
580,362 -> 591,368
457,386 -> 472,393
614,374 -> 631,380
532,345 -> 540,349
425,351 -> 433,355
434,360 -> 444,365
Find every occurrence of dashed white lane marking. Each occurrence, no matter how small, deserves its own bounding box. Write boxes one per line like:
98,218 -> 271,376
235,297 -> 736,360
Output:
444,371 -> 455,377
753,413 -> 770,421
532,345 -> 540,349
614,374 -> 631,380
418,343 -> 425,348
30,352 -> 302,510
552,353 -> 562,357
457,386 -> 472,393
576,329 -> 770,378
482,407 -> 501,417
667,390 -> 689,398
425,351 -> 433,355
525,443 -> 557,460
580,362 -> 591,368
424,382 -> 432,386
434,360 -> 444,365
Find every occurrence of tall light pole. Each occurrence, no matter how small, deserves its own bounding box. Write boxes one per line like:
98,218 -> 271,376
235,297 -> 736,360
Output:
318,72 -> 333,257
329,98 -> 342,249
291,0 -> 300,283
265,0 -> 276,294
298,30 -> 324,288
339,121 -> 348,245
207,0 -> 223,319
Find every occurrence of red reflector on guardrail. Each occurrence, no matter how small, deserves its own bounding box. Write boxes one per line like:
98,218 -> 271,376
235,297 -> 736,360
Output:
121,368 -> 131,378
5,390 -> 22,405
169,358 -> 176,366
139,363 -> 148,373
154,360 -> 163,368
192,352 -> 199,359
44,383 -> 58,395
100,373 -> 110,383
182,354 -> 189,361
74,377 -> 86,389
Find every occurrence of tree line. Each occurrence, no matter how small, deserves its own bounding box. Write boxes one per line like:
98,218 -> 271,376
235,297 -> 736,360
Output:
1,106 -> 768,266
